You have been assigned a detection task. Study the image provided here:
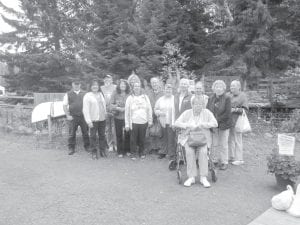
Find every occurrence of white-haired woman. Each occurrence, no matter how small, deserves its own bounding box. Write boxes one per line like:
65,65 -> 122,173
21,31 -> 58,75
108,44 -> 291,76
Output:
228,80 -> 249,165
207,80 -> 233,170
174,96 -> 218,188
125,82 -> 153,160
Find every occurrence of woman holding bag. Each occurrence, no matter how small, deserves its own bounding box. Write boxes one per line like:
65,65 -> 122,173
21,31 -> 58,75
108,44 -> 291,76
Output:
174,96 -> 218,188
154,83 -> 176,159
228,80 -> 249,166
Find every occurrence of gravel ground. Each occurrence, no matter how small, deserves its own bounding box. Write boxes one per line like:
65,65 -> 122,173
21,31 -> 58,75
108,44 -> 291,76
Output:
0,132 -> 289,225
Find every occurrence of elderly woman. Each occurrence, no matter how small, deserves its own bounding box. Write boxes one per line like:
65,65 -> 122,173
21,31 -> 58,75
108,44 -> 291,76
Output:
154,83 -> 176,159
174,96 -> 218,188
125,82 -> 153,160
207,80 -> 233,170
228,80 -> 249,165
110,79 -> 131,158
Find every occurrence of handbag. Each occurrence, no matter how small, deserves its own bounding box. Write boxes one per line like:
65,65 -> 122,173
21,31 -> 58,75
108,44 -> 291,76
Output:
149,121 -> 163,138
235,109 -> 251,133
187,130 -> 207,147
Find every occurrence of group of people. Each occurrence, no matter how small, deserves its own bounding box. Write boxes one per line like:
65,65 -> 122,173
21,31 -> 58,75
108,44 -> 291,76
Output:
62,73 -> 249,188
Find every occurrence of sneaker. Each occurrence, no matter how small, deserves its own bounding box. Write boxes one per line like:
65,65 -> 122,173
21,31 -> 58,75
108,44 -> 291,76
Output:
200,176 -> 211,188
231,160 -> 244,166
118,154 -> 123,158
126,152 -> 131,157
131,157 -> 137,161
220,163 -> 228,170
140,155 -> 146,159
184,177 -> 195,187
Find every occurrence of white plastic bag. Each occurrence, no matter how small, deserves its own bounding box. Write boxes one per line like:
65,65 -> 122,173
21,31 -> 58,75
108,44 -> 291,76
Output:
235,109 -> 251,133
271,185 -> 294,211
287,184 -> 300,217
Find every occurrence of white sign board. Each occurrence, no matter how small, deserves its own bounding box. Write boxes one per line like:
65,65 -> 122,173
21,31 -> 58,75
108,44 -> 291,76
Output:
278,134 -> 295,156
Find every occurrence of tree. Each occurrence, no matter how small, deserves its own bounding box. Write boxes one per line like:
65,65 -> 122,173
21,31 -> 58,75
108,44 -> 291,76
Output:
206,0 -> 300,89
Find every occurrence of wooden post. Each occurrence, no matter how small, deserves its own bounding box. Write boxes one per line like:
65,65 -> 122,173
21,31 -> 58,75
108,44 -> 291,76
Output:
48,115 -> 52,142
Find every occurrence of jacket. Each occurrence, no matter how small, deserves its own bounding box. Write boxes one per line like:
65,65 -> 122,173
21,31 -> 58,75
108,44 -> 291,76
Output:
207,93 -> 233,130
174,92 -> 192,119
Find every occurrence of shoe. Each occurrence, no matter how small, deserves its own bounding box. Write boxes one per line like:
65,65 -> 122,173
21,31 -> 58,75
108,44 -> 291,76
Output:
126,152 -> 131,157
220,163 -> 228,170
184,177 -> 195,187
140,155 -> 146,159
231,160 -> 244,166
200,176 -> 211,188
118,154 -> 123,158
131,157 -> 137,161
68,149 -> 75,155
158,154 -> 166,159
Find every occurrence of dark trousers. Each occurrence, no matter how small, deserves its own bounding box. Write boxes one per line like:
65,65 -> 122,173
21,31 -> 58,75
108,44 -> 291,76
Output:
68,115 -> 90,150
114,118 -> 130,155
90,120 -> 106,153
130,123 -> 148,156
159,125 -> 176,158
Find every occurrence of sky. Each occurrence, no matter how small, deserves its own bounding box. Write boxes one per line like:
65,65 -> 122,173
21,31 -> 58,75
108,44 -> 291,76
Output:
0,0 -> 21,34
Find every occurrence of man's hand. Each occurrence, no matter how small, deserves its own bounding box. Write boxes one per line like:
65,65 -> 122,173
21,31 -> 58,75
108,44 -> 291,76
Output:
148,123 -> 153,127
88,122 -> 93,129
125,127 -> 130,132
66,115 -> 73,121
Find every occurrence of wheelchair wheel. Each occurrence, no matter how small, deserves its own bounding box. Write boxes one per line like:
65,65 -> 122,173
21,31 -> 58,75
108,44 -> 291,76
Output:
177,170 -> 182,184
168,160 -> 177,171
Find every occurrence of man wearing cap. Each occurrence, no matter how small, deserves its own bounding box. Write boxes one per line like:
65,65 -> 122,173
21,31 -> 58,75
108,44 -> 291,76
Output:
63,78 -> 90,155
100,74 -> 117,151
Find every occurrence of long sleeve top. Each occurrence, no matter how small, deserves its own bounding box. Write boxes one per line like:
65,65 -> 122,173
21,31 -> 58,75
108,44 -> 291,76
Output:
174,109 -> 218,147
83,92 -> 106,124
154,95 -> 176,128
125,94 -> 153,129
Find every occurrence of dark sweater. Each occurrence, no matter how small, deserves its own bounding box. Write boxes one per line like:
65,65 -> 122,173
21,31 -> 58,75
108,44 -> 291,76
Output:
207,93 -> 233,130
68,91 -> 86,116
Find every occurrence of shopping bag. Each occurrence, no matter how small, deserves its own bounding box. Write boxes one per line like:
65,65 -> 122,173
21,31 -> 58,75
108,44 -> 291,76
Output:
235,109 -> 251,133
271,185 -> 294,211
287,184 -> 300,217
149,121 -> 163,138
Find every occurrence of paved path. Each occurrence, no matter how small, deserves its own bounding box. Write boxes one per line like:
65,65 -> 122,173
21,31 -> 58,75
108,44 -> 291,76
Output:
0,133 -> 284,225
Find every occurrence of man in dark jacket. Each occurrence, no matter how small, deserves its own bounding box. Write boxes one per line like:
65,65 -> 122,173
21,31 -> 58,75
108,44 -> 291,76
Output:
174,78 -> 192,119
63,78 -> 90,155
207,80 -> 233,170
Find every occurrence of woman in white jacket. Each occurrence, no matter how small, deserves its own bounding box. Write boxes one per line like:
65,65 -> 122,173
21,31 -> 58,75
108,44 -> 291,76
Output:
154,83 -> 176,159
174,96 -> 218,188
125,82 -> 153,160
83,79 -> 107,158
